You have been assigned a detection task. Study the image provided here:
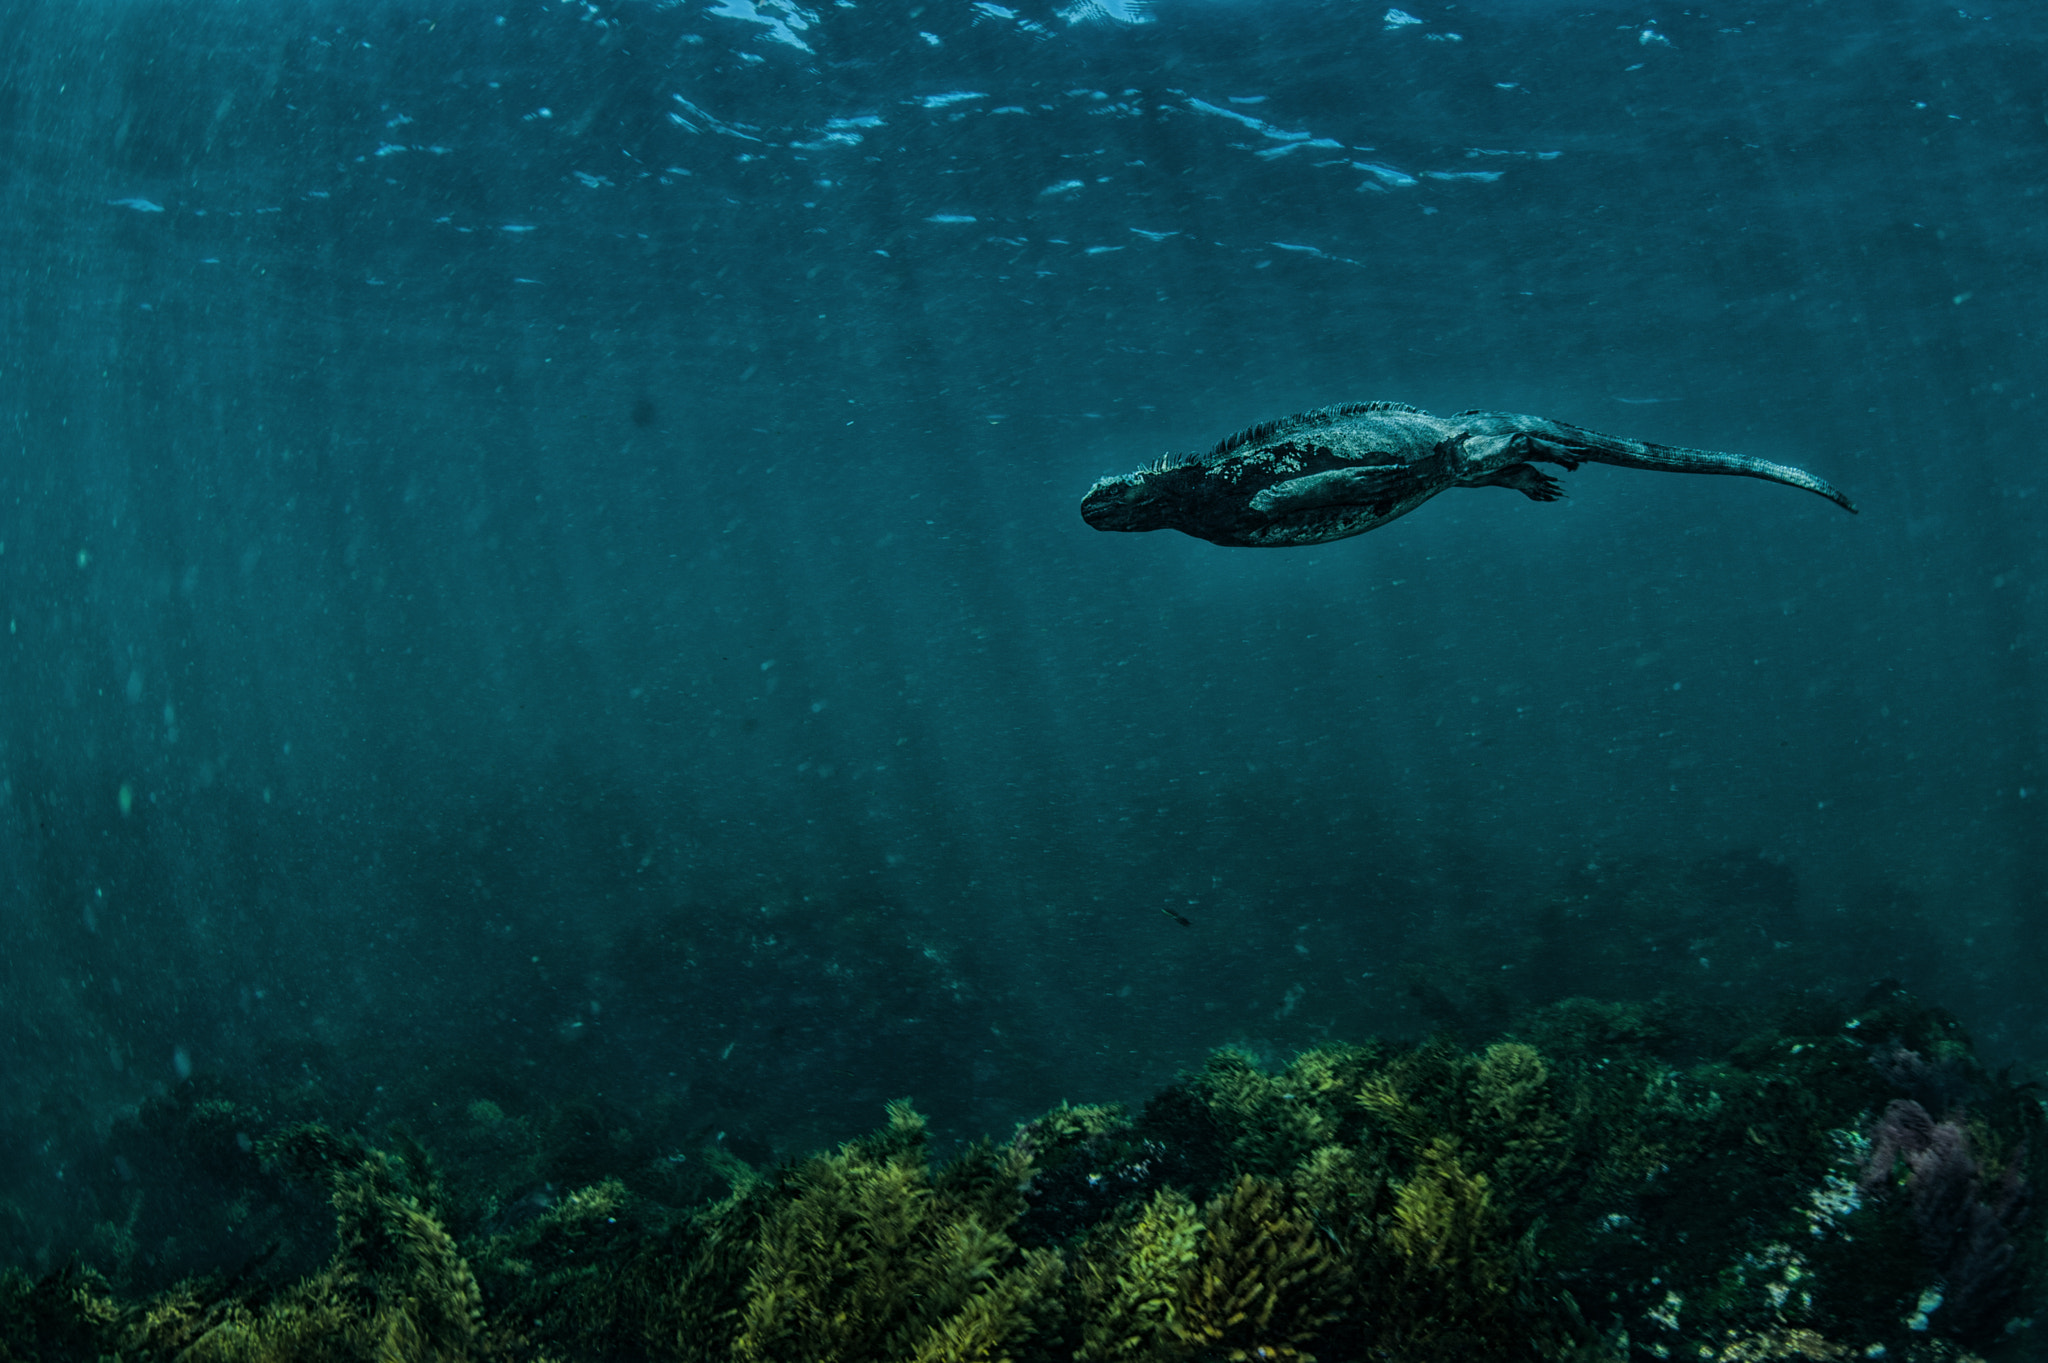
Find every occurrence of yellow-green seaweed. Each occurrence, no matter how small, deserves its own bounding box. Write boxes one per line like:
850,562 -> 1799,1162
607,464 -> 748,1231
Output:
1073,1186 -> 1204,1362
1173,1175 -> 1349,1362
2,995 -> 2037,1363
729,1099 -> 1055,1363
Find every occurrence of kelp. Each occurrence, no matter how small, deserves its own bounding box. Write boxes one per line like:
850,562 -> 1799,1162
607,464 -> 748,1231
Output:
2,994 -> 2040,1362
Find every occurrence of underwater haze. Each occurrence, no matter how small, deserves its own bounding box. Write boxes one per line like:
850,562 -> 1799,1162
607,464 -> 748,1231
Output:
2,0 -> 2045,1261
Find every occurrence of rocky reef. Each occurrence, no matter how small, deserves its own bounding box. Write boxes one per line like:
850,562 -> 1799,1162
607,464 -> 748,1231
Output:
2,990 -> 2039,1362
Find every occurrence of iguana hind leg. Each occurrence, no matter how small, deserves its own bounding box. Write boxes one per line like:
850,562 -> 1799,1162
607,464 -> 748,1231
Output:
1472,462 -> 1565,501
1513,434 -> 1582,471
1442,430 -> 1581,477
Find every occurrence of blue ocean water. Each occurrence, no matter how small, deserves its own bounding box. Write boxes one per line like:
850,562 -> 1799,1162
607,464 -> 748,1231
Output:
0,0 -> 2042,1272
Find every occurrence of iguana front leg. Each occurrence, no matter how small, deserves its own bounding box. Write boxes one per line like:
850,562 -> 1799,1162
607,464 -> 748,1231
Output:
1249,463 -> 1414,516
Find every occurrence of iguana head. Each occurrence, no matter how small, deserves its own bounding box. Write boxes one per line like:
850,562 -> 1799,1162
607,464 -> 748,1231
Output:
1080,460 -> 1195,533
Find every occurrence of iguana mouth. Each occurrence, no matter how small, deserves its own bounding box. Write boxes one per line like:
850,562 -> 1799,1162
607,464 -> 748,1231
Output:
1080,476 -> 1168,532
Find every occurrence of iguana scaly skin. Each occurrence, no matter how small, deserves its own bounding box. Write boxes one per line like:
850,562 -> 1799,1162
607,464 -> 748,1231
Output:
1079,401 -> 1857,548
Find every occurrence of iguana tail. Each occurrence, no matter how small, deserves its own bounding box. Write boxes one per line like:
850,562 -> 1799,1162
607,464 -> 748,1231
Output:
1463,412 -> 1859,514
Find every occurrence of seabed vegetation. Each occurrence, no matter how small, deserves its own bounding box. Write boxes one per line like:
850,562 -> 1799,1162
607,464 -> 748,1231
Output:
2,991 -> 2040,1362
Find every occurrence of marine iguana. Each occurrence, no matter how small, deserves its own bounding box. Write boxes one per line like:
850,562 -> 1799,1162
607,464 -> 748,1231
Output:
1079,401 -> 1857,548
